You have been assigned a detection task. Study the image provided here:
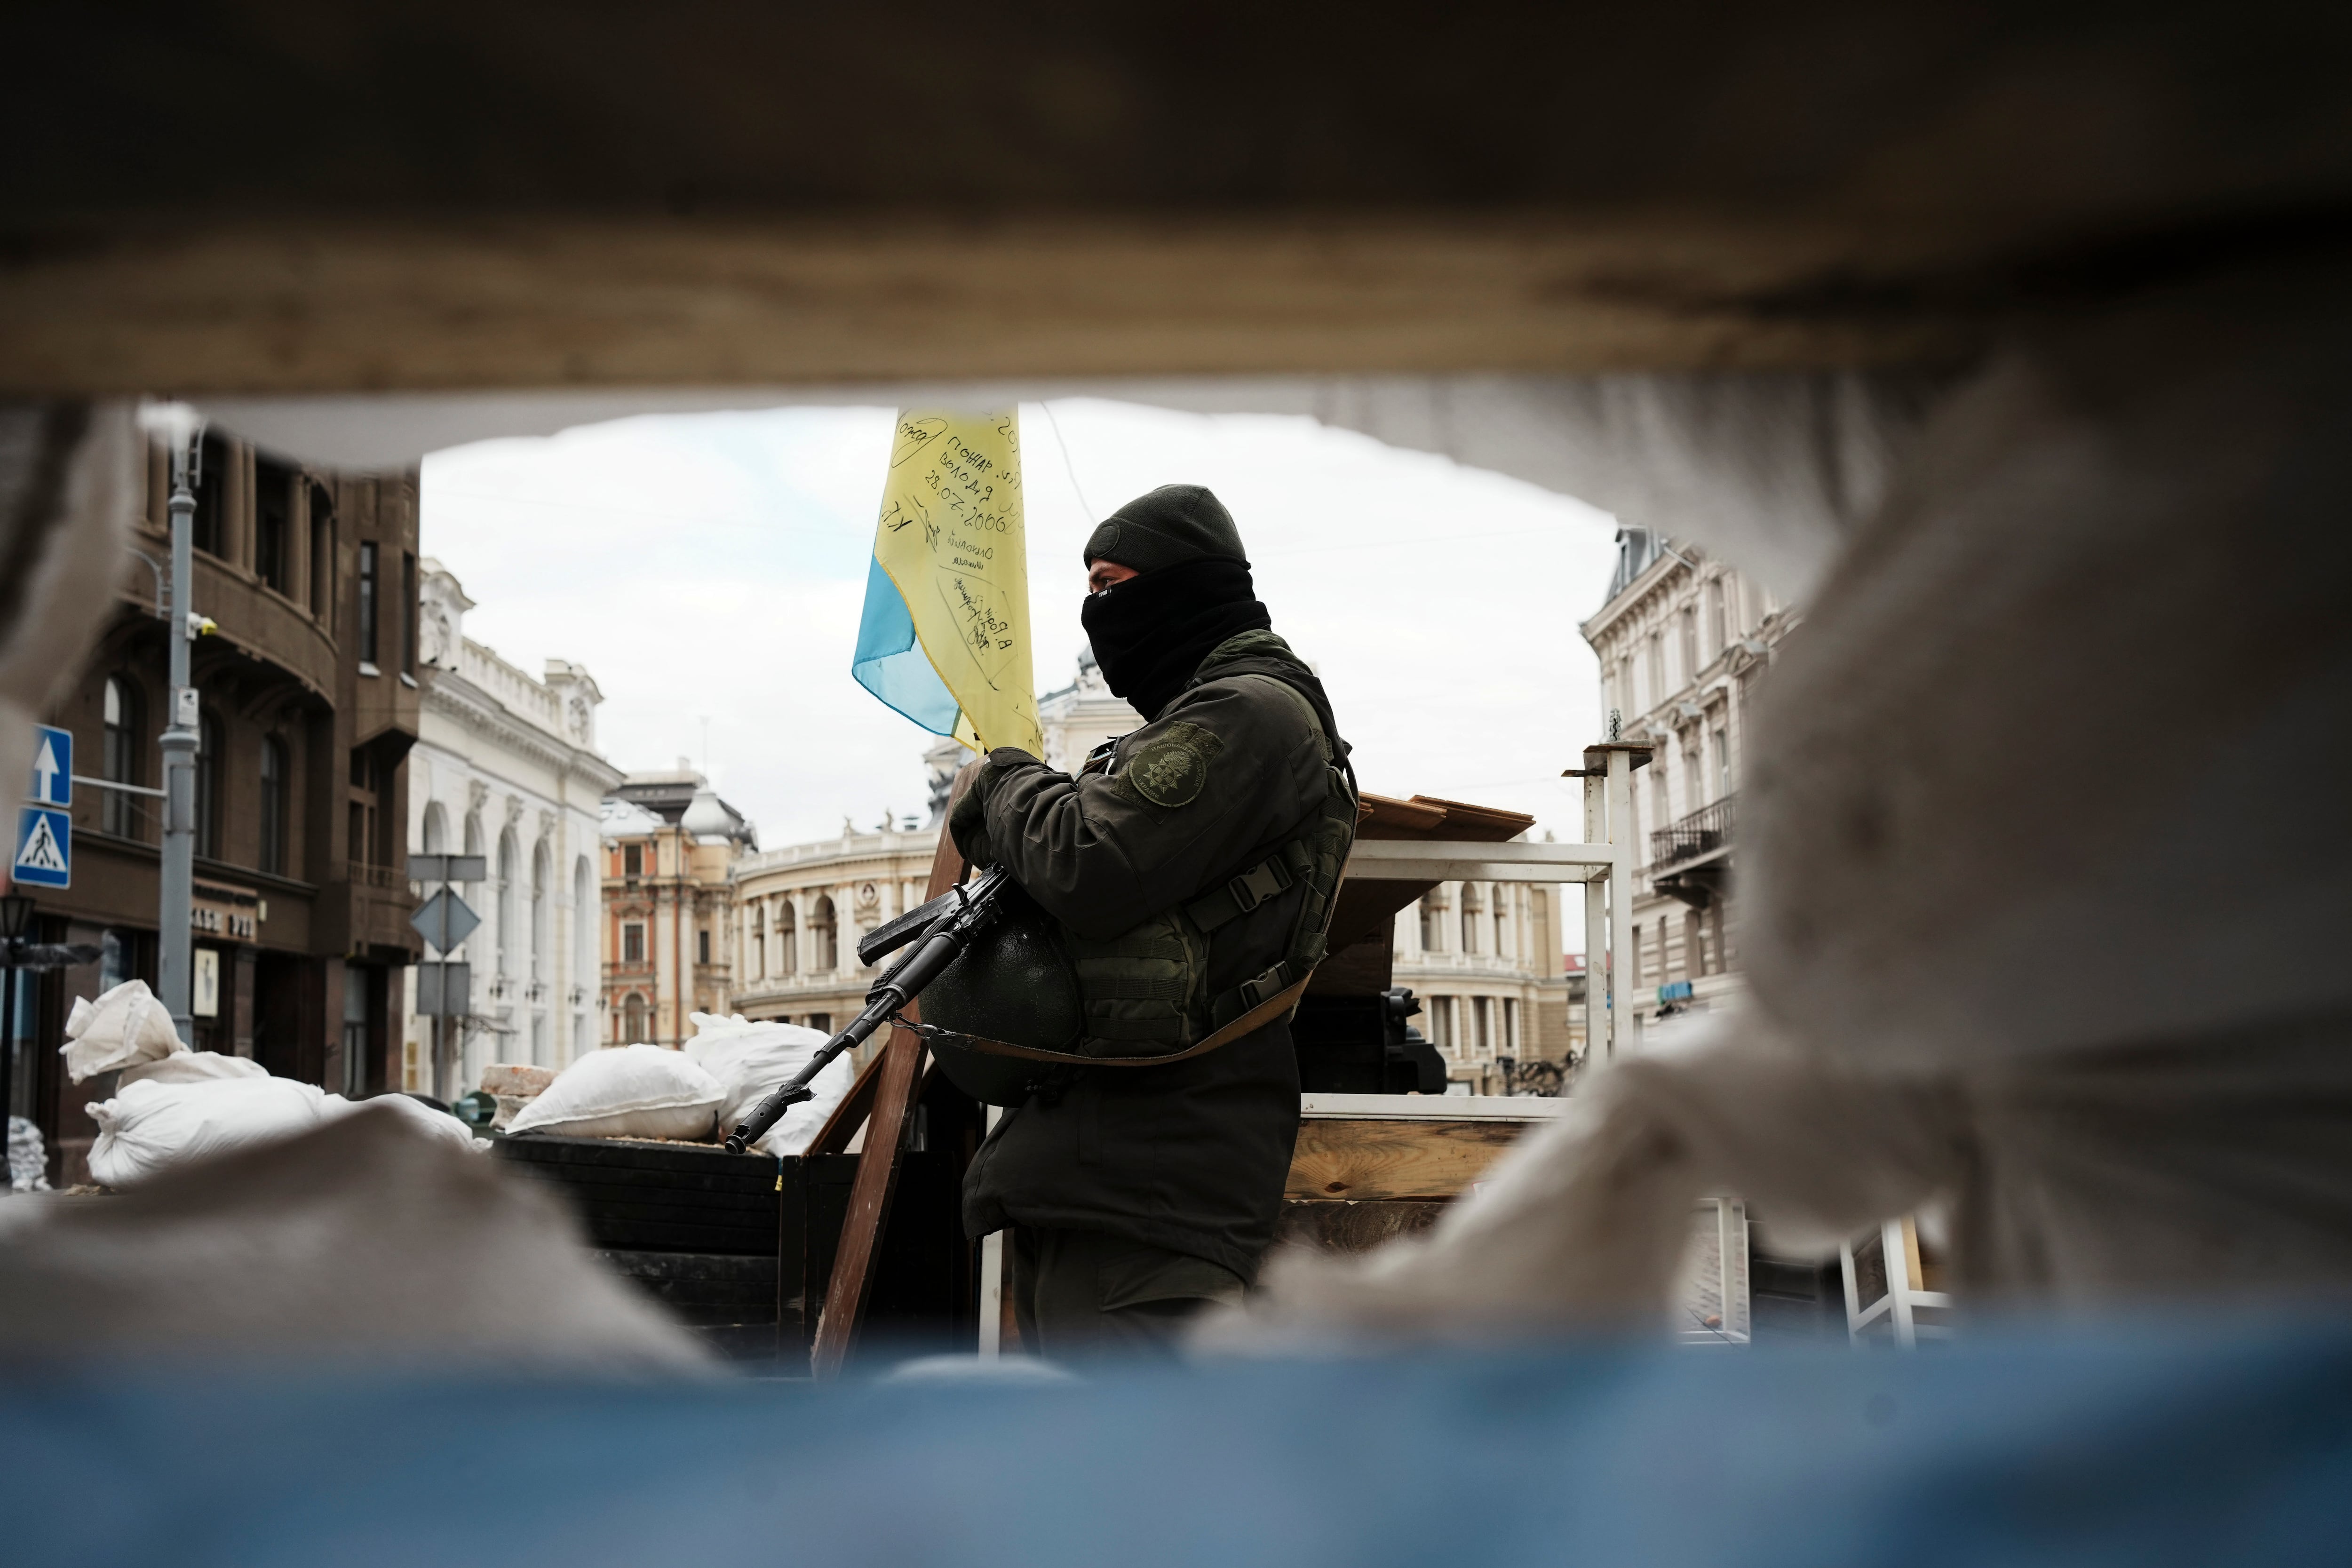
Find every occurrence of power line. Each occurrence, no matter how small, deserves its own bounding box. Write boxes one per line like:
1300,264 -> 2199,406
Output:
1037,401 -> 1096,523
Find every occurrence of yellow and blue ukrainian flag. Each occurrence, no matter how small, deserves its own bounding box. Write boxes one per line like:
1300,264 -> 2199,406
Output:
852,410 -> 1044,756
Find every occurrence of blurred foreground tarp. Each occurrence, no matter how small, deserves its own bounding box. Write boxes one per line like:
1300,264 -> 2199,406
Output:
0,1106 -> 708,1370
1,1318 -> 2345,1567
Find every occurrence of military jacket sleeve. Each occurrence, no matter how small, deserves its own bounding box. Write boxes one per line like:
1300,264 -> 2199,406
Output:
962,675 -> 1328,942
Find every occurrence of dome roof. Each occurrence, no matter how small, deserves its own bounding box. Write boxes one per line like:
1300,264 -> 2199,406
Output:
681,787 -> 742,843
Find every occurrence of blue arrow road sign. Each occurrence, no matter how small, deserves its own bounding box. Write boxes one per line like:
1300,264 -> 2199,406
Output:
13,805 -> 70,889
29,723 -> 70,807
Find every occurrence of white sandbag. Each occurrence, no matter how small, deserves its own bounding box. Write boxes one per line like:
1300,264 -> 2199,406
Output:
323,1091 -> 483,1152
683,1012 -> 854,1155
505,1044 -> 724,1142
59,979 -> 183,1082
8,1115 -> 51,1193
86,1075 -> 333,1188
118,1051 -> 269,1089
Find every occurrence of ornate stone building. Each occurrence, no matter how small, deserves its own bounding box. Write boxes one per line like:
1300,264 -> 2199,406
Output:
600,767 -> 755,1048
402,560 -> 620,1095
727,827 -> 941,1054
1579,527 -> 1797,1038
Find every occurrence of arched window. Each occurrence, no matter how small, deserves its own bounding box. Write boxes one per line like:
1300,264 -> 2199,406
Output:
102,676 -> 143,837
195,708 -> 224,860
420,800 -> 447,856
1492,889 -> 1512,962
1460,884 -> 1484,955
811,895 -> 837,971
623,993 -> 646,1043
750,905 -> 765,979
258,734 -> 289,875
1418,893 -> 1445,953
777,902 -> 798,976
497,827 -> 519,982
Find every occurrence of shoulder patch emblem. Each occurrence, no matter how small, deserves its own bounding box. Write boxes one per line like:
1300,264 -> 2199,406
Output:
1122,723 -> 1224,808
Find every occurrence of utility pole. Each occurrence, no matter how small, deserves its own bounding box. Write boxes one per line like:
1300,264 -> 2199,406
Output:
157,422 -> 201,1044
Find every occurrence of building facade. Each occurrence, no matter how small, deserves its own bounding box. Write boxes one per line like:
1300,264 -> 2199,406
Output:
600,768 -> 755,1048
1579,527 -> 1797,1038
728,828 -> 942,1059
401,560 -> 620,1097
23,433 -> 421,1182
1392,878 -> 1581,1095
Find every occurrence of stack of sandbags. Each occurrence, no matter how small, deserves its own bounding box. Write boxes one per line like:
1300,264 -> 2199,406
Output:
683,1012 -> 854,1156
63,979 -> 478,1188
86,1075 -> 480,1188
7,1115 -> 50,1194
480,1063 -> 556,1130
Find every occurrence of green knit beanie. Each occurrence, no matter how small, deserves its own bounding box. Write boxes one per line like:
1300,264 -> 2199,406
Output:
1082,485 -> 1248,574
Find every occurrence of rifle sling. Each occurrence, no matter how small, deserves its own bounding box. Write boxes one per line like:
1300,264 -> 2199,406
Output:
928,971 -> 1314,1070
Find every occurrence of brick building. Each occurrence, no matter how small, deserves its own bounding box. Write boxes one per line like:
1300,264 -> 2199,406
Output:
17,433 -> 421,1182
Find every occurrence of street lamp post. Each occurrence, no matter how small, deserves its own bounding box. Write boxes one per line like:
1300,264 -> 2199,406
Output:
157,425 -> 200,1044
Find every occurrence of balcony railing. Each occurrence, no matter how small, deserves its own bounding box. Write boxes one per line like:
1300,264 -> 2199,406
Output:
1650,794 -> 1735,872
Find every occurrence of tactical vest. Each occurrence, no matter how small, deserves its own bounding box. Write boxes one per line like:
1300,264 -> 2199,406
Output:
921,666 -> 1357,1106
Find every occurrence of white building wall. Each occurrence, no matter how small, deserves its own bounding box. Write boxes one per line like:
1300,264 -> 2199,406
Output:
402,562 -> 621,1097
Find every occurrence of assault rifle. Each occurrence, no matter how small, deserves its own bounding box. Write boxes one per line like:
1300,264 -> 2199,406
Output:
722,865 -> 1011,1154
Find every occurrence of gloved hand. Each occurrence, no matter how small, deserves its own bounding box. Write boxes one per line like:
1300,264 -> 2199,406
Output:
947,760 -> 997,866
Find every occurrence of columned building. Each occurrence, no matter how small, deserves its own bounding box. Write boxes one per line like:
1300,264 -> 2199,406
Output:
728,828 -> 942,1061
1579,527 -> 1798,1038
601,767 -> 755,1048
1394,876 -> 1580,1095
402,560 -> 620,1096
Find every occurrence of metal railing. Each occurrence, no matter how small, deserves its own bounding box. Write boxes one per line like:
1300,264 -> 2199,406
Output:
1650,794 -> 1735,871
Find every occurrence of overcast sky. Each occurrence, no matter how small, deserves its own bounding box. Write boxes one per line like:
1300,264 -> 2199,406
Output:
421,397 -> 1620,871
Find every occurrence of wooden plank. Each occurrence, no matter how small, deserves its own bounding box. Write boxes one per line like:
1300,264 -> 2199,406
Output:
1285,1117 -> 1530,1201
808,1046 -> 885,1156
0,214 -> 1989,400
808,764 -> 974,1378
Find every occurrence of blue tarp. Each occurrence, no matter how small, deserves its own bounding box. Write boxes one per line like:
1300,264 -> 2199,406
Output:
4,1317 -> 2347,1566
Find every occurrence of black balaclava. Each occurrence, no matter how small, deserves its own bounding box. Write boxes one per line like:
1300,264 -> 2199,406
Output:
1081,486 -> 1271,722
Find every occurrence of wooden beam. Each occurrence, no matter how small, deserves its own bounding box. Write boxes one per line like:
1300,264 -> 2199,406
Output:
0,215 -> 1985,398
806,1046 -> 885,1157
807,766 -> 974,1378
1285,1117 -> 1532,1202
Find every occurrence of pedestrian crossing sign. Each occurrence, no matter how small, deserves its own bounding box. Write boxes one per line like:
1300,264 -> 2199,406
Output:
13,805 -> 70,889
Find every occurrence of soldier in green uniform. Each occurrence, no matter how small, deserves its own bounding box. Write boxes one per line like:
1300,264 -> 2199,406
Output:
948,484 -> 1354,1357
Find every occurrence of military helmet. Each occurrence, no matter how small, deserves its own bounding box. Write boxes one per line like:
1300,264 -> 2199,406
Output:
918,891 -> 1085,1106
